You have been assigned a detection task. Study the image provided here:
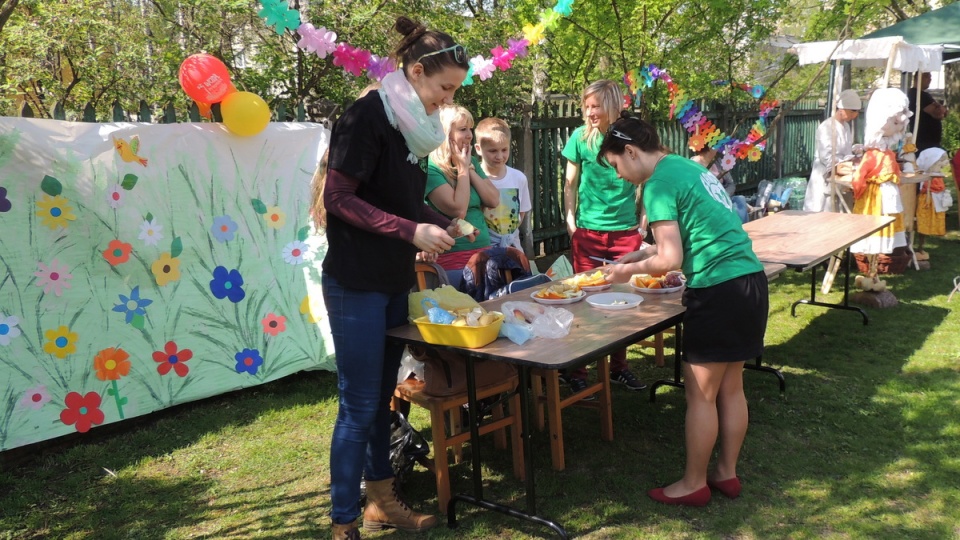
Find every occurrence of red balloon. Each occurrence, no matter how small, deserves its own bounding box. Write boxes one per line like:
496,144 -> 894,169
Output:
179,54 -> 233,104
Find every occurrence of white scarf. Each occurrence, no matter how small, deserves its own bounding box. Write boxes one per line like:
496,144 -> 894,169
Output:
378,70 -> 445,163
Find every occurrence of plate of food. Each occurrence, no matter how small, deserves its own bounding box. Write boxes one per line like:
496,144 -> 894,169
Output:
562,270 -> 612,292
531,282 -> 586,304
586,292 -> 644,310
630,271 -> 686,294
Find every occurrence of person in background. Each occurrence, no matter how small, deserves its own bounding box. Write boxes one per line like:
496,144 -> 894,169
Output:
475,117 -> 531,251
598,112 -> 768,508
803,88 -> 861,213
312,16 -> 470,540
562,79 -> 647,396
690,146 -> 734,196
425,105 -> 499,287
908,72 -> 947,152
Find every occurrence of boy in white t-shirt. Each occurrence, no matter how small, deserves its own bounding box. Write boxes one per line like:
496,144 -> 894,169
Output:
474,117 -> 531,250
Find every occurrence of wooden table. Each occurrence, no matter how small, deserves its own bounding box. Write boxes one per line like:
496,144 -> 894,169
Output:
743,210 -> 894,325
387,284 -> 686,538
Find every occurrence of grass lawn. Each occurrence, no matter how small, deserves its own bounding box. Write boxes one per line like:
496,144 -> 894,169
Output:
3,225 -> 960,539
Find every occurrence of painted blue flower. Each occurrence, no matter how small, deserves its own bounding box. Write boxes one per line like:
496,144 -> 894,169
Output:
111,286 -> 153,324
210,266 -> 245,303
210,215 -> 238,243
234,348 -> 263,375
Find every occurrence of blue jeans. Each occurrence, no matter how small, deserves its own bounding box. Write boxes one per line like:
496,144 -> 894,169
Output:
322,274 -> 409,524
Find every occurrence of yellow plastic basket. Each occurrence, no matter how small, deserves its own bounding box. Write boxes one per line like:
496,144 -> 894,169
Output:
412,312 -> 504,349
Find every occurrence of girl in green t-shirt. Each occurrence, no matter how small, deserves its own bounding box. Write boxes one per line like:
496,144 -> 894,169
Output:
425,105 -> 499,284
598,113 -> 768,509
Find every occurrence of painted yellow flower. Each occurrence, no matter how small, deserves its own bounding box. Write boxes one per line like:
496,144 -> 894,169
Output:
264,206 -> 286,229
300,295 -> 324,324
35,195 -> 77,230
43,325 -> 78,359
151,252 -> 181,286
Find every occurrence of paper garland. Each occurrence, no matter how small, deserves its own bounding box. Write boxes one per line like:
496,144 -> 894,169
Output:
256,0 -> 573,85
623,64 -> 778,165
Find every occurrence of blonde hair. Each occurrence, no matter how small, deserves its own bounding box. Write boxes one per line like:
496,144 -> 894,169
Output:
475,117 -> 511,147
580,80 -> 623,149
429,105 -> 475,183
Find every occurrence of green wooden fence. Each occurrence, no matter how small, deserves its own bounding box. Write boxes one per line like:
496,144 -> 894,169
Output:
13,97 -> 824,259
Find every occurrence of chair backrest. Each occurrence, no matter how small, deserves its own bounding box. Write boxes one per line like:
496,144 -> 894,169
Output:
414,261 -> 450,292
506,273 -> 553,294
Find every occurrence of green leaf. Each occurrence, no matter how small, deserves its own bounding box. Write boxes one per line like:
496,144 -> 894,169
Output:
40,175 -> 62,196
121,173 -> 138,190
145,212 -> 153,222
131,314 -> 145,330
296,226 -> 310,242
251,199 -> 268,214
118,397 -> 128,406
106,387 -> 117,397
170,237 -> 183,258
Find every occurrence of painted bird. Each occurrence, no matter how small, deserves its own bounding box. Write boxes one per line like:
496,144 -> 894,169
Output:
113,136 -> 148,167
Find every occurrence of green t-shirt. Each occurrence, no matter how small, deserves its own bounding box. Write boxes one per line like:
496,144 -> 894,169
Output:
643,155 -> 762,288
425,156 -> 491,252
561,126 -> 638,231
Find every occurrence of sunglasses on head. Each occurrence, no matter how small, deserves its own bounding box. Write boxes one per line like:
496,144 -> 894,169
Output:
417,44 -> 467,65
609,128 -> 633,142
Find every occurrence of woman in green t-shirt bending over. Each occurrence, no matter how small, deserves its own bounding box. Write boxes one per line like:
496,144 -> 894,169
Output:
599,112 -> 768,508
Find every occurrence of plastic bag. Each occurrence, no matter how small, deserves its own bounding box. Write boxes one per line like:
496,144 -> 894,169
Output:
408,284 -> 479,320
397,346 -> 425,383
501,301 -> 574,339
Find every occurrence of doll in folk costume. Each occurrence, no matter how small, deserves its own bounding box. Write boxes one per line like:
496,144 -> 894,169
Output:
850,87 -> 912,289
914,147 -> 953,260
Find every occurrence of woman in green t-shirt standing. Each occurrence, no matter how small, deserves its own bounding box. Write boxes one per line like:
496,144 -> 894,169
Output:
599,113 -> 768,508
561,80 -> 647,395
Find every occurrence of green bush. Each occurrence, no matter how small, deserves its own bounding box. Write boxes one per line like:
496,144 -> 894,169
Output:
943,111 -> 960,154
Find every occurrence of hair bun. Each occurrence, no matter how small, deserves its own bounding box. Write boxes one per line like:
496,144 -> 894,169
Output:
394,16 -> 425,38
619,110 -> 632,120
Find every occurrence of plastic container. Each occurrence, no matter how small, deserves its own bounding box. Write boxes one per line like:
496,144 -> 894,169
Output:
412,312 -> 504,348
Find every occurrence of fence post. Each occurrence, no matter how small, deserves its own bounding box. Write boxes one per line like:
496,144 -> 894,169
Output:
112,101 -> 125,122
53,102 -> 66,120
520,103 -> 535,258
138,101 -> 152,123
162,102 -> 177,123
82,103 -> 97,122
19,102 -> 34,118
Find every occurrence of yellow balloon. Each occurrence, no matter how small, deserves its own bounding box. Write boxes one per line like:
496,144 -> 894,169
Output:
221,91 -> 271,137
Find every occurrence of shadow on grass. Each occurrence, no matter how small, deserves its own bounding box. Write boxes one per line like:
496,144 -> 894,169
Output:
0,370 -> 339,538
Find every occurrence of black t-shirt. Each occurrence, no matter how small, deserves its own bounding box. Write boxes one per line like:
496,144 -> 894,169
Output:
908,88 -> 943,151
323,92 -> 427,293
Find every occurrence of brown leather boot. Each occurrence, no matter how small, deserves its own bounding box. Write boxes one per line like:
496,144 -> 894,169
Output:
362,477 -> 438,532
331,520 -> 360,540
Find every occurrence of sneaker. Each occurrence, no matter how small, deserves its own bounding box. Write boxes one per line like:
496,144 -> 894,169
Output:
558,371 -> 570,385
568,377 -> 597,401
611,369 -> 647,391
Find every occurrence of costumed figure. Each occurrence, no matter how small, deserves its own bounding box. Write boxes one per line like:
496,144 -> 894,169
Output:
803,89 -> 861,212
849,87 -> 912,288
914,147 -> 953,259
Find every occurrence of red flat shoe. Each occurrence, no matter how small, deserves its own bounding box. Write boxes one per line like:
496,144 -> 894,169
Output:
707,476 -> 742,499
647,485 -> 711,507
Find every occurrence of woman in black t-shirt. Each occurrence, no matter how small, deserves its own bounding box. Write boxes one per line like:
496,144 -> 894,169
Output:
311,16 -> 470,539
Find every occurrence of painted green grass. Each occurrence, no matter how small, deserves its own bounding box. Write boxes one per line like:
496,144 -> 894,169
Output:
3,231 -> 960,539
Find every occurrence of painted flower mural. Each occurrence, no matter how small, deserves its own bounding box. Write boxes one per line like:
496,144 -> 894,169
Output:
35,194 -> 77,230
234,348 -> 264,375
153,341 -> 192,377
151,253 -> 181,286
60,391 -> 106,433
42,326 -> 78,359
210,266 -> 245,303
34,259 -> 73,297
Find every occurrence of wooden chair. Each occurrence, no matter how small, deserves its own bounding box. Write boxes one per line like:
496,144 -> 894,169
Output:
392,378 -> 524,513
491,252 -> 613,472
400,260 -> 523,513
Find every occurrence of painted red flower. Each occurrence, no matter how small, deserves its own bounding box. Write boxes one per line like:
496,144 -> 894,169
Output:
152,340 -> 192,377
102,239 -> 132,266
261,313 -> 287,336
60,391 -> 105,433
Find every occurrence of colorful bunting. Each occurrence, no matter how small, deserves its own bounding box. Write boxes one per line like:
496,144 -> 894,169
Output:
624,64 -> 779,166
255,0 -> 572,84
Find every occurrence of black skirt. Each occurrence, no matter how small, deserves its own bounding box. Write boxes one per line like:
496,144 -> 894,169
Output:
681,271 -> 769,363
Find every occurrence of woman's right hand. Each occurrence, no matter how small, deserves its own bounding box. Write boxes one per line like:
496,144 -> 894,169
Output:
413,223 -> 455,255
452,140 -> 472,171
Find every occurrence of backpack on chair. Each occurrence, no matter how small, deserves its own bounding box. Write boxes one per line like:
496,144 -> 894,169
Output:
460,247 -> 532,301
